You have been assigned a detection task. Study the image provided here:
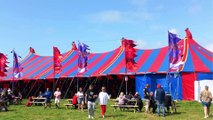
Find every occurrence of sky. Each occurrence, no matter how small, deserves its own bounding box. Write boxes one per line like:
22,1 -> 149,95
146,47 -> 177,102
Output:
0,0 -> 212,67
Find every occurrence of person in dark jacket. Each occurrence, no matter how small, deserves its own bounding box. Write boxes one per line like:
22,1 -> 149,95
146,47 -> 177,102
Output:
134,92 -> 143,112
143,84 -> 150,113
149,92 -> 157,113
154,84 -> 166,116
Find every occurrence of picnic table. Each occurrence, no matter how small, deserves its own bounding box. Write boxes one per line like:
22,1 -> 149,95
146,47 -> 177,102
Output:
111,99 -> 139,113
30,97 -> 46,106
64,99 -> 73,109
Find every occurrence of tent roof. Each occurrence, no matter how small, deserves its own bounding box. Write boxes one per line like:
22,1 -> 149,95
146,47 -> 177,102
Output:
0,38 -> 212,81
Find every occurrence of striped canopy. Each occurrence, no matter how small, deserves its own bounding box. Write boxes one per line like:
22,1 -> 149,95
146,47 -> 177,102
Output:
0,38 -> 212,81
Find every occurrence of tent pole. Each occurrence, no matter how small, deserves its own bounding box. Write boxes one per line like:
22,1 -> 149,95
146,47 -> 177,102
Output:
33,80 -> 43,97
77,77 -> 78,92
60,78 -> 67,98
117,76 -> 124,97
53,78 -> 59,92
26,80 -> 37,98
63,77 -> 74,99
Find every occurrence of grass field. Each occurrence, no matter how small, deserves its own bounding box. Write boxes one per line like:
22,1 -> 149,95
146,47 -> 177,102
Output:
0,99 -> 212,120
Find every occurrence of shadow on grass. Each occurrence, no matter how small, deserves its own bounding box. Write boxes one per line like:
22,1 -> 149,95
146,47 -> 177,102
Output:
106,114 -> 126,118
166,112 -> 185,116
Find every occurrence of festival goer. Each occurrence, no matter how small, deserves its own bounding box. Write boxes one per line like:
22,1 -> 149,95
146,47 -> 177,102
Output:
54,88 -> 61,109
149,91 -> 157,113
117,92 -> 126,105
43,88 -> 52,108
98,86 -> 110,118
154,84 -> 166,117
85,85 -> 97,119
35,91 -> 43,106
143,84 -> 150,113
72,93 -> 78,109
134,92 -> 143,112
77,87 -> 84,111
200,85 -> 212,119
125,92 -> 133,100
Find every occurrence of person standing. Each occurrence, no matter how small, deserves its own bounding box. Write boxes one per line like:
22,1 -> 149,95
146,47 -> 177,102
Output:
54,88 -> 61,109
77,87 -> 84,111
200,85 -> 212,119
134,92 -> 143,112
43,88 -> 52,108
149,91 -> 157,113
143,84 -> 150,113
154,84 -> 166,117
86,85 -> 97,119
98,86 -> 110,118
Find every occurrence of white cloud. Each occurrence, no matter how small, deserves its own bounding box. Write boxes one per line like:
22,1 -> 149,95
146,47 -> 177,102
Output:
188,4 -> 202,14
89,10 -> 152,23
90,10 -> 122,23
205,43 -> 213,52
135,39 -> 147,49
169,28 -> 178,34
149,25 -> 164,31
131,0 -> 147,7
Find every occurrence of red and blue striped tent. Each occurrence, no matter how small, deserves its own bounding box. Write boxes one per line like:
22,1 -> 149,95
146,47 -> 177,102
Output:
0,37 -> 212,101
0,38 -> 212,81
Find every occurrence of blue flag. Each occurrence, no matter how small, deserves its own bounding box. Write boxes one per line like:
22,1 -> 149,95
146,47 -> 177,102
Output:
78,42 -> 89,73
168,32 -> 184,71
13,51 -> 22,78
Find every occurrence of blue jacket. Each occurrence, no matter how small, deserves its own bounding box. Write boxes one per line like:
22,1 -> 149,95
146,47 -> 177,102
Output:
154,88 -> 165,103
43,91 -> 52,100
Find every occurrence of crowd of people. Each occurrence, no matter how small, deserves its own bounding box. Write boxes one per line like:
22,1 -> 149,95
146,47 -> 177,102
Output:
0,84 -> 212,119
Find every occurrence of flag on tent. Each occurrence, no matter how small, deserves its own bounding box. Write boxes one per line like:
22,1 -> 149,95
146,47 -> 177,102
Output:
53,47 -> 63,74
13,51 -> 23,78
78,42 -> 89,73
168,32 -> 184,71
185,28 -> 193,39
122,38 -> 137,70
30,47 -> 35,53
0,53 -> 8,77
72,42 -> 77,50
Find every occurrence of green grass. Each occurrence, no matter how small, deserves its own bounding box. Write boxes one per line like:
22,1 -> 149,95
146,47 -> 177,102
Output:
0,99 -> 212,120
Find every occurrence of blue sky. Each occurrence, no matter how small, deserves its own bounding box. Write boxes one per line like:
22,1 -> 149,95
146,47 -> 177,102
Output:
0,0 -> 212,67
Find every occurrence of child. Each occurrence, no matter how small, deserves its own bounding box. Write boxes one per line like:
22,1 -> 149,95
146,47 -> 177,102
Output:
98,86 -> 110,118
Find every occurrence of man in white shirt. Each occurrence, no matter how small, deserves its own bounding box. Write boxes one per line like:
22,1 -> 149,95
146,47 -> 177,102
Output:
54,88 -> 61,108
98,86 -> 110,118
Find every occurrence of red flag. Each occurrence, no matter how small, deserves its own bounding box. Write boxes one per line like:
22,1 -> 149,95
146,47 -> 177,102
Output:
72,42 -> 77,50
185,28 -> 193,39
53,47 -> 63,74
122,38 -> 137,70
30,47 -> 35,53
0,53 -> 8,77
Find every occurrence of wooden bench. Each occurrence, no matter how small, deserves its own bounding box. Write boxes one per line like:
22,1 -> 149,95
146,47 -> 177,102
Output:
64,103 -> 74,109
111,104 -> 139,113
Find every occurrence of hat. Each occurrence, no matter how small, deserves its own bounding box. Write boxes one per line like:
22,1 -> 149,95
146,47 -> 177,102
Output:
157,84 -> 161,88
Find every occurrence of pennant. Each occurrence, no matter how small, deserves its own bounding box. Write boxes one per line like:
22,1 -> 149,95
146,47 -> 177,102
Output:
72,42 -> 77,50
78,42 -> 89,73
30,47 -> 35,53
53,47 -> 63,74
185,28 -> 193,39
13,51 -> 23,78
168,32 -> 184,71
